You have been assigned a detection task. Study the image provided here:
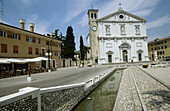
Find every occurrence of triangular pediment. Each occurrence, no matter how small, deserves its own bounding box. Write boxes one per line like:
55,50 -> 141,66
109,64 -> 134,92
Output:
98,9 -> 146,22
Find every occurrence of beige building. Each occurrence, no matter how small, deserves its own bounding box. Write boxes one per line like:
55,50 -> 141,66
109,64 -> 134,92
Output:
148,36 -> 170,61
0,19 -> 62,71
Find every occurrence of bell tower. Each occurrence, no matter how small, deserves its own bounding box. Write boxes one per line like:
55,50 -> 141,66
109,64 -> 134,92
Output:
87,9 -> 99,64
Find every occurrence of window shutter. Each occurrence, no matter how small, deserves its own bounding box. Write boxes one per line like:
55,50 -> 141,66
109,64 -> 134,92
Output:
26,36 -> 29,41
18,34 -> 21,40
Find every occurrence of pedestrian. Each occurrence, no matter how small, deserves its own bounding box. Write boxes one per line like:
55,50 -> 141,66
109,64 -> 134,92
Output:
28,66 -> 31,77
131,59 -> 133,64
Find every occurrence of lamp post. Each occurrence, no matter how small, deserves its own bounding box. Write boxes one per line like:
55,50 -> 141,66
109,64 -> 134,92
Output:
46,33 -> 54,72
46,42 -> 52,72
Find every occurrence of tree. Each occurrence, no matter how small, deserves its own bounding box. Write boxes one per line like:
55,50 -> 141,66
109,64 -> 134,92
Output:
80,36 -> 84,61
63,26 -> 76,60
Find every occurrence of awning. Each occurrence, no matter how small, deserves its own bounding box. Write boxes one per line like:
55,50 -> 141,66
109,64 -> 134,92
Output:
0,59 -> 11,64
23,57 -> 48,62
7,58 -> 27,63
0,57 -> 48,64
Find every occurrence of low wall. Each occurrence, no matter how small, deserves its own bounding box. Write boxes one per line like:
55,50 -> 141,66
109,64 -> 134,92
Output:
0,67 -> 117,111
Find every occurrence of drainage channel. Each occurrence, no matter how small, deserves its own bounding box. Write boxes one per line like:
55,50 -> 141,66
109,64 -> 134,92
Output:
72,69 -> 123,111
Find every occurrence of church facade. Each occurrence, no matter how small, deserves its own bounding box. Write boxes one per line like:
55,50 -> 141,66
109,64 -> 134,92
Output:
87,9 -> 149,64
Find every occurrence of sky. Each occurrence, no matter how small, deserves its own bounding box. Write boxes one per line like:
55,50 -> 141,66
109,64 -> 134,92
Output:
1,0 -> 170,50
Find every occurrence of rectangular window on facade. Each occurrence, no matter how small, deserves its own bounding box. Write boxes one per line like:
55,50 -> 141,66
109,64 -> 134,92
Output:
35,38 -> 39,43
28,47 -> 32,54
13,45 -> 18,54
35,48 -> 39,55
7,31 -> 13,38
57,43 -> 60,47
162,51 -> 164,54
1,44 -> 7,53
13,33 -> 18,39
28,37 -> 32,42
52,50 -> 55,56
1,31 -> 7,37
58,52 -> 60,59
165,45 -> 167,49
161,46 -> 163,49
32,37 -> 35,43
165,41 -> 167,43
155,47 -> 157,50
151,48 -> 153,51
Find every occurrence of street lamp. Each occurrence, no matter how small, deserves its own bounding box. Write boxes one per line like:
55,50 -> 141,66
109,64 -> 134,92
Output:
46,33 -> 54,72
45,42 -> 52,72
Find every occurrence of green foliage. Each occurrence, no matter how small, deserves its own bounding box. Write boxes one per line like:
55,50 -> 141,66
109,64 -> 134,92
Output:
80,36 -> 84,60
63,26 -> 76,60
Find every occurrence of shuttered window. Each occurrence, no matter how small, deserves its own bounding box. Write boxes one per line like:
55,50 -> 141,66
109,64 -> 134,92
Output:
13,45 -> 18,54
1,44 -> 7,53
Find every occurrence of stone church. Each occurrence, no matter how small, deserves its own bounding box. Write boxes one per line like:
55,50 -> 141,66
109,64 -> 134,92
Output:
87,8 -> 149,64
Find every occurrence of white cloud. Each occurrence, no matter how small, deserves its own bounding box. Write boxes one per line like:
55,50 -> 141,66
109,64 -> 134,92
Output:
20,0 -> 32,6
26,14 -> 50,34
97,0 -> 160,18
63,0 -> 93,23
77,14 -> 88,27
148,32 -> 170,41
147,15 -> 170,29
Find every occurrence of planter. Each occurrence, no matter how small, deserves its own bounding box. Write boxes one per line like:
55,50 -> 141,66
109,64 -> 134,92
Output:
143,64 -> 148,68
27,77 -> 31,81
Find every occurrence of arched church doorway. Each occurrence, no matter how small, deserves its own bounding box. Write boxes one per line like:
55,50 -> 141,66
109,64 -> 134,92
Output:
138,53 -> 142,61
122,50 -> 128,62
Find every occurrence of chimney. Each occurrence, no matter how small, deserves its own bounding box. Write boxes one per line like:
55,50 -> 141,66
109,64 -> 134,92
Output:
19,19 -> 26,30
50,33 -> 53,38
29,23 -> 35,32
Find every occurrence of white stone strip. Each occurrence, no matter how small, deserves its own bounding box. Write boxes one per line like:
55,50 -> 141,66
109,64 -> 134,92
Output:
0,87 -> 40,107
129,68 -> 148,111
40,82 -> 85,93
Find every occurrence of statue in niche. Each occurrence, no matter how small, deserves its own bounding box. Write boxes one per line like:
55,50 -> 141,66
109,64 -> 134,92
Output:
121,26 -> 125,34
136,27 -> 140,34
106,26 -> 110,34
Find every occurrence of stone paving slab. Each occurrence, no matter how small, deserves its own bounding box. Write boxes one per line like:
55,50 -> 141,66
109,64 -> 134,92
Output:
142,67 -> 170,87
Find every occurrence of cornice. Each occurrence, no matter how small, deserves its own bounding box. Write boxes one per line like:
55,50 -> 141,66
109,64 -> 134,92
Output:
98,36 -> 148,39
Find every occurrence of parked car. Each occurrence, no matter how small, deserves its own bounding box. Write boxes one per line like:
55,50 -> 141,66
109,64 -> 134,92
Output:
163,56 -> 170,61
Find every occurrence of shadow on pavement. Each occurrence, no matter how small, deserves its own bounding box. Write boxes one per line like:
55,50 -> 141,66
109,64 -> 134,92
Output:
142,90 -> 170,108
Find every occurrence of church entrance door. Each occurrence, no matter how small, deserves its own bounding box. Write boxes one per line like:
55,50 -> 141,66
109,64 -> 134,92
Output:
138,53 -> 142,61
122,50 -> 128,62
108,55 -> 112,63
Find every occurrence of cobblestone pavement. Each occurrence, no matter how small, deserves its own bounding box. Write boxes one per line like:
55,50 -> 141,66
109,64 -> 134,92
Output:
113,68 -> 142,111
131,66 -> 170,111
113,66 -> 170,111
142,67 -> 170,87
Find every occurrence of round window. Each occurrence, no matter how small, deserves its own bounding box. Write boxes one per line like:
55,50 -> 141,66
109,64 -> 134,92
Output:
119,15 -> 124,19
